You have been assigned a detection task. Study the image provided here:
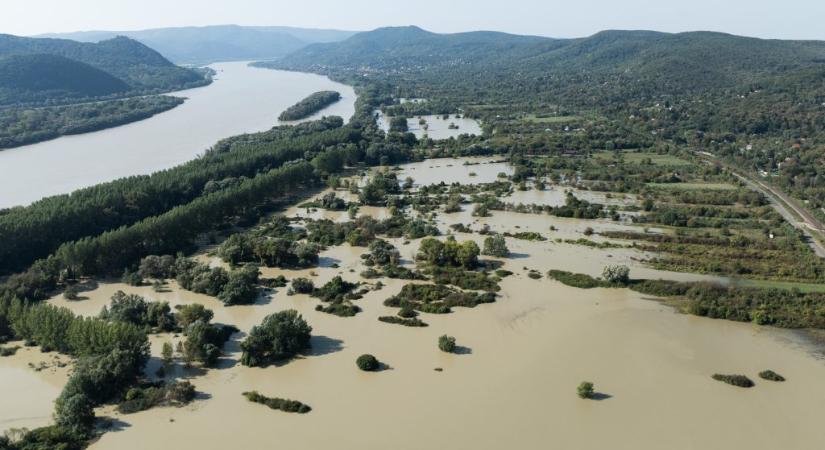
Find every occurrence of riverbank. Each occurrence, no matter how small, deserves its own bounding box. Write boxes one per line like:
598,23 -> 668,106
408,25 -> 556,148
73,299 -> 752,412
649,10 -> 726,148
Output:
0,62 -> 356,209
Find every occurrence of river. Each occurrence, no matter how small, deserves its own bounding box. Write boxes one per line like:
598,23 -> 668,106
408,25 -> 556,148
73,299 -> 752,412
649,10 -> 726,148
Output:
0,61 -> 356,209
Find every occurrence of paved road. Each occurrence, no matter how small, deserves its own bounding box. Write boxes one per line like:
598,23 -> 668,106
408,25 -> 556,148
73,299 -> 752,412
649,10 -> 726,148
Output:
697,152 -> 825,258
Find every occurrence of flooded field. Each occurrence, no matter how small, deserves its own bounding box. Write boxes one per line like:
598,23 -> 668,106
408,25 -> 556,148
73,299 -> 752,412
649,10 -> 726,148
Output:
3,157 -> 825,449
376,112 -> 483,140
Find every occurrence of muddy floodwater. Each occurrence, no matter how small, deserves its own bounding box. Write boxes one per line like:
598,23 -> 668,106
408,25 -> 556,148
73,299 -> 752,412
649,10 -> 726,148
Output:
3,157 -> 825,449
376,112 -> 482,140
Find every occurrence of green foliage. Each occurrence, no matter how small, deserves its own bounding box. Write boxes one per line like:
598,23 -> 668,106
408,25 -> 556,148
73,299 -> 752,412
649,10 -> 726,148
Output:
378,316 -> 428,327
0,34 -> 207,105
0,117 -> 349,276
278,90 -> 341,121
243,391 -> 311,413
99,291 -> 175,332
174,303 -> 214,331
359,171 -> 402,206
356,354 -> 380,371
417,237 -> 479,269
117,381 -> 196,414
291,278 -> 315,294
546,270 -> 612,289
577,381 -> 595,399
240,310 -> 312,367
0,345 -> 20,357
438,335 -> 456,353
384,283 -> 496,314
712,374 -> 754,388
482,235 -> 509,257
0,96 -> 183,149
758,370 -> 785,382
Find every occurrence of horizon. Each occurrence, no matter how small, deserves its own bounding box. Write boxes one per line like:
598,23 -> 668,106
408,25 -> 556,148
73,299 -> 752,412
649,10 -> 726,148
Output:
4,0 -> 825,41
27,23 -> 825,44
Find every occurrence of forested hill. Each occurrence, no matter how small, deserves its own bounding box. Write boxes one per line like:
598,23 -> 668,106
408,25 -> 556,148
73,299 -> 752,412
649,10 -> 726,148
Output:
266,26 -> 563,71
0,54 -> 129,105
40,25 -> 358,65
0,34 -> 208,105
270,26 -> 825,97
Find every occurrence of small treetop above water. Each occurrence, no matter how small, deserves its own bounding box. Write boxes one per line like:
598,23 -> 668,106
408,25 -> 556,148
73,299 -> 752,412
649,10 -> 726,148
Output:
356,354 -> 380,371
602,265 -> 630,284
482,235 -> 509,257
577,381 -> 595,399
240,310 -> 312,367
438,335 -> 456,353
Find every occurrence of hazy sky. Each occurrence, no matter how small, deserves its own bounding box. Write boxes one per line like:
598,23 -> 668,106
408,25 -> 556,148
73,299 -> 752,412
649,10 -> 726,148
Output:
3,0 -> 824,40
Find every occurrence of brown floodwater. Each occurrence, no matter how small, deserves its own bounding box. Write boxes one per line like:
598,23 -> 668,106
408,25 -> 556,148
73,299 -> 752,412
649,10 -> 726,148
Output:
2,157 -> 824,449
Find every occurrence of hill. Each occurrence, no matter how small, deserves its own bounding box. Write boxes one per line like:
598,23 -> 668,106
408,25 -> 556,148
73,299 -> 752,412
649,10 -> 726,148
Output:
0,34 -> 206,92
39,25 -> 358,64
270,26 -> 825,97
0,54 -> 128,105
265,25 -> 561,71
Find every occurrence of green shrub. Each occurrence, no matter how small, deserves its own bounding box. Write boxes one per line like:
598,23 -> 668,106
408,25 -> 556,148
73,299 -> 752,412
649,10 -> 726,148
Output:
240,310 -> 312,367
547,270 -> 611,289
356,354 -> 380,371
291,277 -> 315,294
482,235 -> 510,257
712,374 -> 754,388
378,316 -> 428,327
577,381 -> 595,399
758,370 -> 785,382
438,335 -> 456,353
117,381 -> 196,414
243,391 -> 311,413
0,345 -> 20,357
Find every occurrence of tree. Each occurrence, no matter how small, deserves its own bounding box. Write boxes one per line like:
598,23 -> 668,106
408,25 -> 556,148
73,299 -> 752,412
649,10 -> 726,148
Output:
356,354 -> 380,371
161,341 -> 174,367
240,310 -> 312,367
54,393 -> 95,434
577,381 -> 595,399
482,235 -> 509,257
438,335 -> 456,353
602,265 -> 630,284
175,303 -> 214,330
218,264 -> 260,305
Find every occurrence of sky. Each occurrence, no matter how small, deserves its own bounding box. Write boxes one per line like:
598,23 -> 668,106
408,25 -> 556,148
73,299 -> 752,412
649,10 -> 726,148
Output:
3,0 -> 824,40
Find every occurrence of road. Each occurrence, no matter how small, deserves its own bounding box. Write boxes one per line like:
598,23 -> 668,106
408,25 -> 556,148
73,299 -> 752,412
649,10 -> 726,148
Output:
696,152 -> 825,258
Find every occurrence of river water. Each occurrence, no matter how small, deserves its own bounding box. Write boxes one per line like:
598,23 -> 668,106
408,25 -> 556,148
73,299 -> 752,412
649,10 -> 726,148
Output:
0,62 -> 356,209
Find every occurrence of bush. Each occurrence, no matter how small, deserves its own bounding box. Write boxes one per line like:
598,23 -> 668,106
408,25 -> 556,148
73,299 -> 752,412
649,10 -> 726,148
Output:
117,381 -> 196,414
240,310 -> 312,367
356,354 -> 380,371
577,381 -> 595,399
378,316 -> 428,327
438,335 -> 456,353
482,235 -> 510,257
712,374 -> 754,388
602,265 -> 630,284
291,278 -> 315,294
63,285 -> 80,300
243,391 -> 311,413
547,270 -> 611,289
758,370 -> 785,382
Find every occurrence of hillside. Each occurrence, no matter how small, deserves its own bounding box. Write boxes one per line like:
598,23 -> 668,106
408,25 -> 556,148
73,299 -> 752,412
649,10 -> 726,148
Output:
0,34 -> 206,95
0,54 -> 128,105
265,25 -> 561,71
40,25 -> 358,64
270,26 -> 825,97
